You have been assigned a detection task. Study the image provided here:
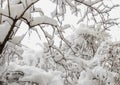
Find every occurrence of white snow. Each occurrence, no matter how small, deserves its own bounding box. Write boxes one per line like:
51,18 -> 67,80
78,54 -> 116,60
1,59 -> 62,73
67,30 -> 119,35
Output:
21,49 -> 44,66
0,21 -> 11,44
8,63 -> 63,85
10,34 -> 25,44
77,70 -> 99,85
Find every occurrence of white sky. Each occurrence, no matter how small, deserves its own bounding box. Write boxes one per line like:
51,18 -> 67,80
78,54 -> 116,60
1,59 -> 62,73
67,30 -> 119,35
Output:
17,0 -> 120,50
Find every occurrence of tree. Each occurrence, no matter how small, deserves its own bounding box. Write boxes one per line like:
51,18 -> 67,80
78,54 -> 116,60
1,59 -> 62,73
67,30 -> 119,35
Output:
0,0 -> 119,85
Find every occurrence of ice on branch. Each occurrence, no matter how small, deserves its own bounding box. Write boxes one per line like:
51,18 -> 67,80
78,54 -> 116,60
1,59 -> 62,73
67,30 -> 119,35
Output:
30,16 -> 58,26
